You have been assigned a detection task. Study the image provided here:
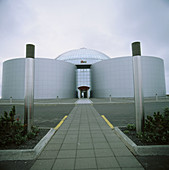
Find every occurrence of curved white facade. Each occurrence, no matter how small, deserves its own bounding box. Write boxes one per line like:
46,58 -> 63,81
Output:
2,58 -> 76,99
91,56 -> 166,98
2,59 -> 25,99
141,56 -> 166,97
1,48 -> 166,99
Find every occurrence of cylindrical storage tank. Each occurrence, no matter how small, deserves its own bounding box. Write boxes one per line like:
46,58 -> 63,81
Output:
141,56 -> 166,97
91,56 -> 166,98
2,58 -> 25,99
91,57 -> 134,98
54,60 -> 76,98
35,59 -> 76,99
34,58 -> 57,99
2,58 -> 76,99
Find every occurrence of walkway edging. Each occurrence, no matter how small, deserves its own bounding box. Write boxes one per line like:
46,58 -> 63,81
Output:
0,128 -> 55,161
54,116 -> 67,130
101,115 -> 114,129
114,127 -> 169,156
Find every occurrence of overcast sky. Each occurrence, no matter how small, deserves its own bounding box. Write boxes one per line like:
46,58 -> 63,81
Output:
0,0 -> 169,95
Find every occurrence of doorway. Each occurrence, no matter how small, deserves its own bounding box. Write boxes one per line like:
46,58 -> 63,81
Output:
78,86 -> 90,98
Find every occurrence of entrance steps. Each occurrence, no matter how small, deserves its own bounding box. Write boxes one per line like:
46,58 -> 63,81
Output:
75,99 -> 93,104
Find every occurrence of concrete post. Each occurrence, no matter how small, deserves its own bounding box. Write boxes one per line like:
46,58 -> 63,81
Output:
24,44 -> 35,133
78,89 -> 80,98
109,95 -> 112,102
10,96 -> 13,103
132,42 -> 145,133
156,93 -> 158,101
57,96 -> 59,104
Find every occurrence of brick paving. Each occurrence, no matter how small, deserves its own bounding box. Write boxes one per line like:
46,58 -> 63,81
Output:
30,99 -> 144,170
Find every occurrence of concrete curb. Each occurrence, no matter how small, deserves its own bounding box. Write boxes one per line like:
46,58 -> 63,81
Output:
0,128 -> 55,161
0,103 -> 75,105
114,127 -> 169,156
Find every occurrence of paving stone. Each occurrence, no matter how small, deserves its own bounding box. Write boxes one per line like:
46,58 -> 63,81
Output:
57,150 -> 76,158
93,142 -> 110,149
90,130 -> 103,134
95,149 -> 114,157
75,158 -> 97,169
65,134 -> 78,138
109,142 -> 128,149
30,104 -> 144,170
79,134 -> 91,138
48,138 -> 64,144
104,130 -> 116,134
55,130 -> 67,135
67,130 -> 79,135
30,159 -> 55,170
77,142 -> 93,149
78,137 -> 93,143
96,157 -> 120,168
98,168 -> 121,170
61,143 -> 77,150
44,143 -> 62,150
92,137 -> 107,143
106,138 -> 122,143
90,128 -> 101,131
50,134 -> 65,140
52,158 -> 75,170
116,156 -> 143,168
63,138 -> 78,143
64,136 -> 78,143
78,130 -> 90,134
52,132 -> 66,137
121,168 -> 144,170
76,149 -> 95,158
80,126 -> 89,128
76,169 -> 97,170
59,126 -> 69,130
69,127 -> 79,130
112,148 -> 133,156
38,150 -> 58,159
91,133 -> 105,138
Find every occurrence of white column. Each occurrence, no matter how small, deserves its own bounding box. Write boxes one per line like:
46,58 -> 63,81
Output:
132,42 -> 145,133
24,44 -> 35,133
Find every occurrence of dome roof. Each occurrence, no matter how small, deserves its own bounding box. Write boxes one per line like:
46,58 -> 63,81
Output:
56,48 -> 110,61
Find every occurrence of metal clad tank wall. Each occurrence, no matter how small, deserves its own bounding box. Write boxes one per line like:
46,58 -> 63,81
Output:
91,57 -> 134,98
2,58 -> 76,99
2,59 -> 25,99
34,59 -> 57,99
55,60 -> 76,98
91,56 -> 166,98
141,56 -> 166,97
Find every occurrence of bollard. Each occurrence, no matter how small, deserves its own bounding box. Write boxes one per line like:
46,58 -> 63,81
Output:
57,96 -> 59,104
132,42 -> 145,133
156,93 -> 158,101
24,44 -> 35,133
10,96 -> 12,103
109,95 -> 111,102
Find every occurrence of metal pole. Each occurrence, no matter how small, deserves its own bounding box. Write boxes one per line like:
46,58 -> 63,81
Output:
24,44 -> 35,133
10,96 -> 12,103
109,95 -> 111,102
132,42 -> 145,133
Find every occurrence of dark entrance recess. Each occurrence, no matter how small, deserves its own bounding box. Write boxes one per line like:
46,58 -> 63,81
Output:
78,86 -> 90,98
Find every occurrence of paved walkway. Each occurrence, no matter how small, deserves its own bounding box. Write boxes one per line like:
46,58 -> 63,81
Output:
75,99 -> 93,104
30,104 -> 144,170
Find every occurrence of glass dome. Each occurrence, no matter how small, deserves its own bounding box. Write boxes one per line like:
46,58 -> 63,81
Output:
56,48 -> 110,65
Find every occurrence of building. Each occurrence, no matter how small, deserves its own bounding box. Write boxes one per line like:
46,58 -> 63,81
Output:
1,43 -> 166,99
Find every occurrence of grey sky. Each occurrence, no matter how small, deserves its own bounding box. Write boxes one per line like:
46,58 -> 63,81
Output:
0,0 -> 169,95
